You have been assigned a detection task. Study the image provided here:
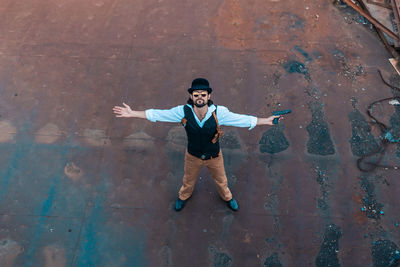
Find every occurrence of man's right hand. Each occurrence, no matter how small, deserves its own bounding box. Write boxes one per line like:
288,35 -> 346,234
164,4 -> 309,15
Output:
113,102 -> 134,118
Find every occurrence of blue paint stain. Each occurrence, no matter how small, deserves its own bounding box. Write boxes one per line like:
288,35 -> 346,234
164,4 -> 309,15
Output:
0,121 -> 36,205
22,144 -> 70,267
312,50 -> 322,59
283,60 -> 311,81
331,49 -> 346,60
73,172 -> 146,266
23,186 -> 57,266
0,105 -> 40,206
280,12 -> 305,30
283,61 -> 307,74
294,46 -> 313,62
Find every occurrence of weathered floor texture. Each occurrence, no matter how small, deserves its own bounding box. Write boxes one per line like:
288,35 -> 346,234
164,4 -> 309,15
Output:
1,0 -> 400,266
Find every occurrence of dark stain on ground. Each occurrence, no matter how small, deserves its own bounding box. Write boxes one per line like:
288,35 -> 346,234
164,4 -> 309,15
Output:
306,102 -> 335,155
349,109 -> 380,157
360,176 -> 384,219
312,50 -> 322,59
304,86 -> 323,100
333,2 -> 372,26
315,224 -> 342,267
264,252 -> 283,267
389,105 -> 400,142
283,60 -> 311,82
272,71 -> 281,86
259,124 -> 290,154
279,12 -> 305,30
331,49 -> 364,80
316,169 -> 329,211
372,239 -> 400,267
209,246 -> 233,267
388,74 -> 400,157
220,131 -> 241,150
293,45 -> 313,62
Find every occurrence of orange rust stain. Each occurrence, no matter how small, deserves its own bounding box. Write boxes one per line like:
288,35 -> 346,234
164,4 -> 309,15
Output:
351,193 -> 363,204
212,0 -> 256,50
243,232 -> 252,243
64,162 -> 83,181
353,210 -> 368,224
351,193 -> 367,224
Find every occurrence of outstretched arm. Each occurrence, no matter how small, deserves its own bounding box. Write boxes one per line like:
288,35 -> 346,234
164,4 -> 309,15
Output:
113,103 -> 146,119
217,106 -> 283,129
256,115 -> 282,126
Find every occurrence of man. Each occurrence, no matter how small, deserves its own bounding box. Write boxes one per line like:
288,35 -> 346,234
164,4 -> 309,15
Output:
113,78 -> 281,212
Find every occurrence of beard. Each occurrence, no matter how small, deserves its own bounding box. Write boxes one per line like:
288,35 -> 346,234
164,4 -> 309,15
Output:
194,99 -> 207,108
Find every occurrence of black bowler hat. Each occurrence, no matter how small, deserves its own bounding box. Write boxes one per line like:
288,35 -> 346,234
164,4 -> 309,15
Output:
188,78 -> 212,94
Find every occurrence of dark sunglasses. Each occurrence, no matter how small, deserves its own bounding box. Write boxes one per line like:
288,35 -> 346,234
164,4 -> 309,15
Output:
193,93 -> 207,98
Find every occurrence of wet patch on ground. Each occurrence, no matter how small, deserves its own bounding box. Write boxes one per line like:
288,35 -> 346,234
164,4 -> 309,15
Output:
360,175 -> 384,220
279,12 -> 305,31
315,168 -> 330,213
331,49 -> 365,80
293,45 -> 313,63
306,102 -> 335,155
165,126 -> 186,190
221,213 -> 234,241
349,109 -> 380,157
166,126 -> 187,151
371,239 -> 400,267
220,131 -> 241,150
333,1 -> 374,26
263,171 -> 284,230
283,60 -> 311,82
315,224 -> 342,267
264,252 -> 283,267
304,86 -> 324,101
389,98 -> 400,160
311,157 -> 340,219
209,246 -> 233,267
387,74 -> 400,158
159,245 -> 172,267
389,108 -> 400,141
259,124 -> 289,154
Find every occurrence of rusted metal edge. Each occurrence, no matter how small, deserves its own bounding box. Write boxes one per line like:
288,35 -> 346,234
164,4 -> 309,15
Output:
389,58 -> 400,75
358,0 -> 400,73
349,0 -> 400,60
390,0 -> 400,47
343,0 -> 400,41
366,0 -> 392,10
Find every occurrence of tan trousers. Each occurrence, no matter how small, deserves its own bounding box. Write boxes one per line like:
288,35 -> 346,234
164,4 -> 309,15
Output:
178,150 -> 233,201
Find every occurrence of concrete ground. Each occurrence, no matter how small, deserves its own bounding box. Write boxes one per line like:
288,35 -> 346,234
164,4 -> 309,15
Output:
1,0 -> 400,266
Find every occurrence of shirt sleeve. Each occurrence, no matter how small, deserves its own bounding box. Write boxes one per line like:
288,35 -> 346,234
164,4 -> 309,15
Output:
145,105 -> 185,123
217,106 -> 258,130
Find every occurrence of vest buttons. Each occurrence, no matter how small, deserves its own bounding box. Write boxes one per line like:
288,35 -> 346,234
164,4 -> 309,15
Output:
201,155 -> 206,160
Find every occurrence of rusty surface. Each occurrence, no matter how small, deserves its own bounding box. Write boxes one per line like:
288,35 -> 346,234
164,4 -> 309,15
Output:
393,0 -> 400,46
366,0 -> 392,9
1,0 -> 400,266
344,0 -> 400,41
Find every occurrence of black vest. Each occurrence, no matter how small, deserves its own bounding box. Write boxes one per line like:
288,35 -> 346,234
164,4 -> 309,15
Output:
183,105 -> 220,159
